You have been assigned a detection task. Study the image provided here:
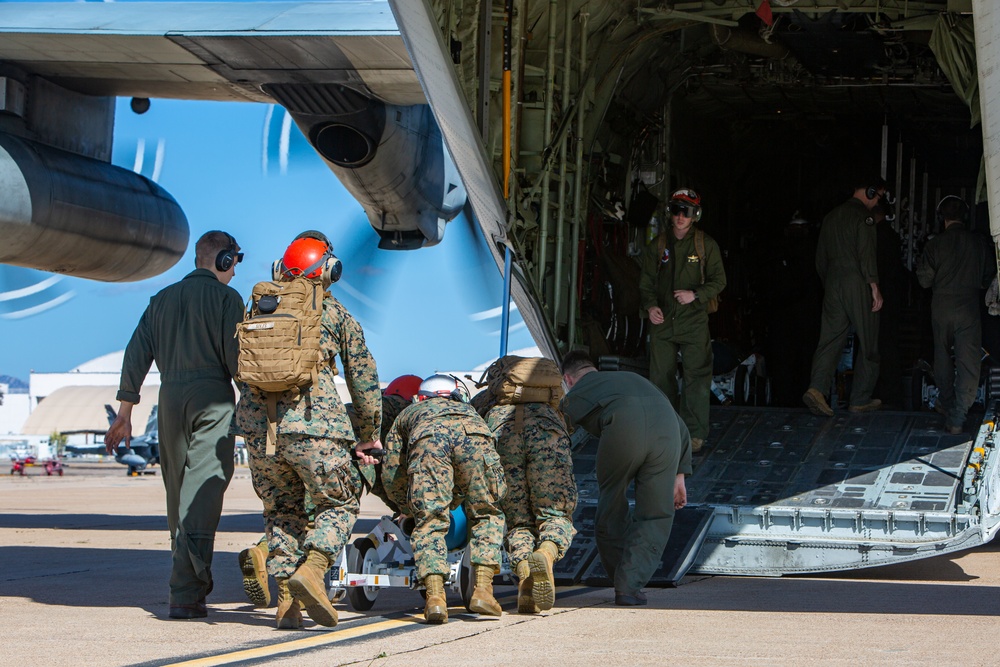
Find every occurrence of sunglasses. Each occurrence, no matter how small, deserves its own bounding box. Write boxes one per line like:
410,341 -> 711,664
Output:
235,252 -> 245,264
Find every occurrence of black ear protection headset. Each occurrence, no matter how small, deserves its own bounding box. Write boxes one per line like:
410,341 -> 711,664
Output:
272,230 -> 343,287
215,232 -> 243,272
936,195 -> 969,226
865,185 -> 879,200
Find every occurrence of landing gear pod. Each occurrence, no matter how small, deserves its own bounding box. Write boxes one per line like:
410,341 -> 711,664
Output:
0,132 -> 188,282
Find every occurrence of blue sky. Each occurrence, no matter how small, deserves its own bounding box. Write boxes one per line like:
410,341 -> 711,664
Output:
0,95 -> 533,383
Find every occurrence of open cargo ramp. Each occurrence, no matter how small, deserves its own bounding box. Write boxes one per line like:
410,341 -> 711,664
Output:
684,403 -> 1000,576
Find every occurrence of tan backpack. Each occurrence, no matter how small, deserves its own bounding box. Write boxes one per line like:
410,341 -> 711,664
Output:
476,355 -> 564,409
236,277 -> 333,453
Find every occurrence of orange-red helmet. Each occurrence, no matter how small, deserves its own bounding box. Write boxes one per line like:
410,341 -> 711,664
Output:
384,374 -> 423,401
276,231 -> 343,287
282,237 -> 329,279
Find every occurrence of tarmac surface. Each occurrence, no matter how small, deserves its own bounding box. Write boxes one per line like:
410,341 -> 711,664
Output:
3,460 -> 1000,667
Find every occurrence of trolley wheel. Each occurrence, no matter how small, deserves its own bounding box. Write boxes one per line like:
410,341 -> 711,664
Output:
346,537 -> 379,611
459,547 -> 475,611
734,365 -> 751,406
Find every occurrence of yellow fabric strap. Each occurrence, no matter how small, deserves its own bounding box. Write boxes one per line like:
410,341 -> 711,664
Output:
265,392 -> 278,455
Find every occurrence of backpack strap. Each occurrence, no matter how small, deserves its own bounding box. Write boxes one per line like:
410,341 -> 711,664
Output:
694,228 -> 706,286
265,392 -> 278,455
514,403 -> 524,434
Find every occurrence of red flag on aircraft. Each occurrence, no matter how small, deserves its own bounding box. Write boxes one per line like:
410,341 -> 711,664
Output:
756,0 -> 774,26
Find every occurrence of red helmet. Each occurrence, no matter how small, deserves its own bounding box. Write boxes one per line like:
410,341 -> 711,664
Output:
384,374 -> 423,401
282,237 -> 329,279
277,233 -> 343,287
669,188 -> 702,222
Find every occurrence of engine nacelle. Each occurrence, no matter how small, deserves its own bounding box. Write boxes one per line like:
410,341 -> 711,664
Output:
0,132 -> 188,281
266,84 -> 466,250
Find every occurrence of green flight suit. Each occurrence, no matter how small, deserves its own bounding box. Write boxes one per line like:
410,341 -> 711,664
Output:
639,227 -> 726,439
808,198 -> 880,406
916,223 -> 994,430
232,293 -> 381,579
117,268 -> 244,606
559,371 -> 693,597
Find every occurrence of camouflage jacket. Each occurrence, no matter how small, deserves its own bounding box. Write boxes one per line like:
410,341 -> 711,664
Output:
231,294 -> 381,443
376,397 -> 496,511
484,402 -> 568,441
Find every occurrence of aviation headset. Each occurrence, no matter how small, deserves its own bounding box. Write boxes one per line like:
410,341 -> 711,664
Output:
936,195 -> 969,226
215,232 -> 243,272
272,230 -> 343,287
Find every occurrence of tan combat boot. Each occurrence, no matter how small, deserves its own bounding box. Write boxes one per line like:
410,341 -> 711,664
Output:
288,550 -> 338,627
469,564 -> 503,617
274,578 -> 302,629
527,540 -> 558,611
423,574 -> 448,624
515,560 -> 538,614
238,537 -> 271,607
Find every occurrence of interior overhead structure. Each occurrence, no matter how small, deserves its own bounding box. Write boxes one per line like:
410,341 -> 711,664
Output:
422,0 -> 986,364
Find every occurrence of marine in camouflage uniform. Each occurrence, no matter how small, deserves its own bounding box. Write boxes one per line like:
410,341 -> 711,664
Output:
483,401 -> 576,612
376,392 -> 507,622
237,390 -> 408,609
232,291 -> 381,627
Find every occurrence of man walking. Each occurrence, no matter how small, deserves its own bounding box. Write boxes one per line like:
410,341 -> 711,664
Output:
802,178 -> 885,416
917,196 -> 994,434
232,231 -> 382,629
105,230 -> 245,619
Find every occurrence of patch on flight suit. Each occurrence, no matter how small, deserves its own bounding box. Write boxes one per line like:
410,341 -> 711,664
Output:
660,248 -> 671,264
864,216 -> 875,226
686,254 -> 700,263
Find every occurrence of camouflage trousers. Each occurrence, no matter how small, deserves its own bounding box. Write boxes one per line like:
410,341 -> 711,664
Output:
387,433 -> 507,581
247,433 -> 361,579
496,428 -> 578,568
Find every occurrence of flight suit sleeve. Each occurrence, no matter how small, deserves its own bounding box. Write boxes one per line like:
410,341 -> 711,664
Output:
222,289 -> 245,379
339,310 -> 382,443
638,238 -> 660,312
677,417 -> 694,476
857,217 -> 879,285
117,304 -> 155,404
559,389 -> 598,436
699,234 -> 727,303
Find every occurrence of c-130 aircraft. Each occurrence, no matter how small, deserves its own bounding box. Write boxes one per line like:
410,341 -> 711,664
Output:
2,0 -> 1000,581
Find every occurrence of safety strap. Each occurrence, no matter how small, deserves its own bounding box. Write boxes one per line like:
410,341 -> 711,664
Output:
265,392 -> 278,456
694,229 -> 706,286
514,404 -> 524,433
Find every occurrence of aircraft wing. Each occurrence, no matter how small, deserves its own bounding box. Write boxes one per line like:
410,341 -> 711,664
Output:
0,1 -> 558,359
0,1 -> 423,105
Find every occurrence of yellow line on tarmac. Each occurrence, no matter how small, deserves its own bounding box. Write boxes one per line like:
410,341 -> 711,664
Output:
163,615 -> 422,667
